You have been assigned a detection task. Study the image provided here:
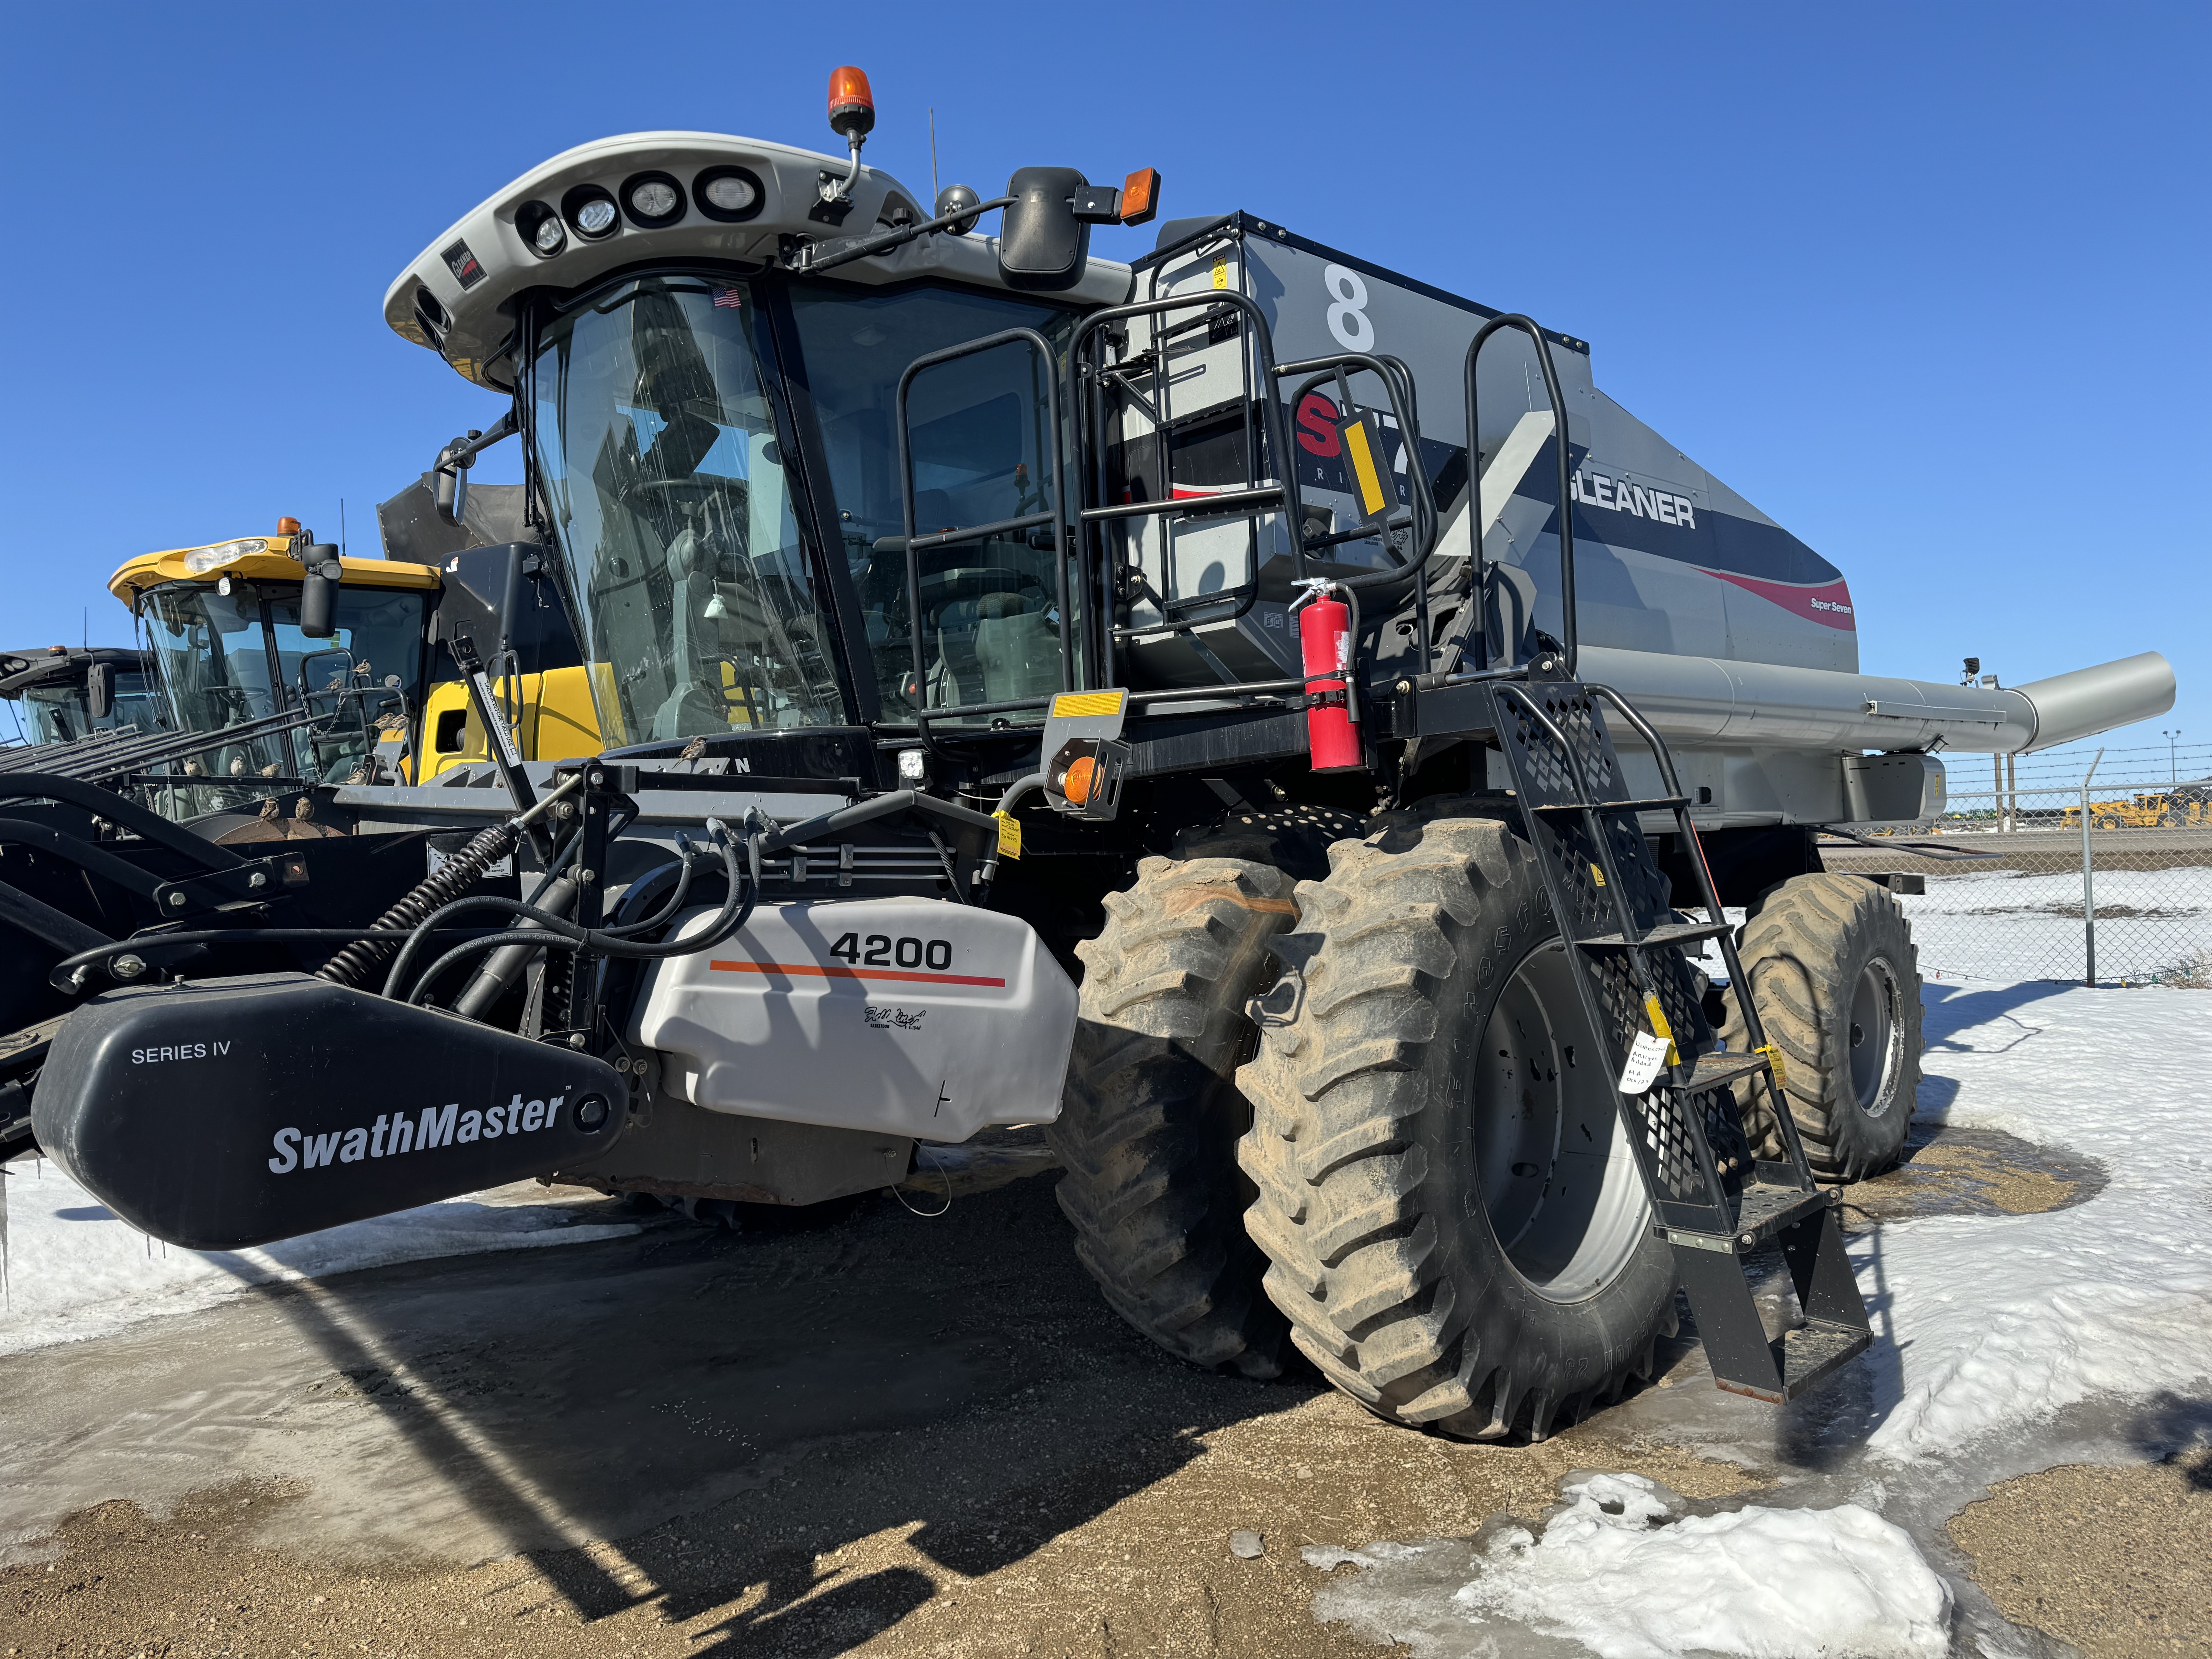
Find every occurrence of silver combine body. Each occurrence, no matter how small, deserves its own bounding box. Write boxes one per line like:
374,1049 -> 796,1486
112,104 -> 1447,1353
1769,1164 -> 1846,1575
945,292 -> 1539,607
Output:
384,131 -> 2171,835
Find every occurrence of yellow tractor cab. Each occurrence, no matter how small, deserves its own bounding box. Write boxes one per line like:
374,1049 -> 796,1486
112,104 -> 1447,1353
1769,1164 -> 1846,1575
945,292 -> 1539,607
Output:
109,520 -> 440,823
107,503 -> 608,832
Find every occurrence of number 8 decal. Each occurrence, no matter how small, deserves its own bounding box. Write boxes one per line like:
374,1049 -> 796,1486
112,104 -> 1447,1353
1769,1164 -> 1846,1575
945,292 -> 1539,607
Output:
1324,263 -> 1372,352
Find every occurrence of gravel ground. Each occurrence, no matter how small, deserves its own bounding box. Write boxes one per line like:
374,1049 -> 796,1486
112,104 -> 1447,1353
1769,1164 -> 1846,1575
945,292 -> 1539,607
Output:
0,1120 -> 2197,1657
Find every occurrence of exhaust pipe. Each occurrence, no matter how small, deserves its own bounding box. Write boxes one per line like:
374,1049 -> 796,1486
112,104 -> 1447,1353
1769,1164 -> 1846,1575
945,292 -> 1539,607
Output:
1575,647 -> 2174,756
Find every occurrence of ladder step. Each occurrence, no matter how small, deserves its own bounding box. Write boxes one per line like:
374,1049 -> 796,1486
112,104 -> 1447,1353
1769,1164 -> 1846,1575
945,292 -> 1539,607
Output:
1733,1179 -> 1831,1239
1715,1321 -> 1874,1404
1681,1049 -> 1769,1090
1655,1179 -> 1829,1253
1576,918 -> 1731,951
1527,795 -> 1690,814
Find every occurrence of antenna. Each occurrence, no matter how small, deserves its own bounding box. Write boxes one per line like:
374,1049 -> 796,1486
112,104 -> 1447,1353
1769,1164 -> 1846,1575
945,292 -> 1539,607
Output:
82,607 -> 88,647
340,498 -> 347,557
929,107 -> 939,203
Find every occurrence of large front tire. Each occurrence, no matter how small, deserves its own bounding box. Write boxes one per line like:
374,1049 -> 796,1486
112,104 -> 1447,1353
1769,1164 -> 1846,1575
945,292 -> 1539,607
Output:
1724,873 -> 1920,1182
1237,808 -> 1676,1440
1048,856 -> 1301,1377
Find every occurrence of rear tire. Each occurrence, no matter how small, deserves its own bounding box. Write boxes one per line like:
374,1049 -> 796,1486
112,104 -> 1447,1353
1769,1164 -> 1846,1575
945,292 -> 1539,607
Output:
1723,873 -> 1920,1182
1237,805 -> 1676,1440
1048,856 -> 1302,1377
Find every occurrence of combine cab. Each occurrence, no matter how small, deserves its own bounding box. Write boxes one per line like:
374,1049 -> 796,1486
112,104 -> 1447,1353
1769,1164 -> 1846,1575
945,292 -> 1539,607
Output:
13,72 -> 2176,1428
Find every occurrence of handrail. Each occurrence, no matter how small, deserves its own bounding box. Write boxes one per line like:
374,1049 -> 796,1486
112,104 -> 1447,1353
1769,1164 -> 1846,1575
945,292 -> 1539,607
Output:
1067,290 -> 1304,673
1465,315 -> 1579,675
1276,353 -> 1440,592
893,326 -> 1071,758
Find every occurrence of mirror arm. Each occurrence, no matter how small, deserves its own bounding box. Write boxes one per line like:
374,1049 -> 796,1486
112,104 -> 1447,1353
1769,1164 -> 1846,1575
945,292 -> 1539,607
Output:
784,196 -> 1015,276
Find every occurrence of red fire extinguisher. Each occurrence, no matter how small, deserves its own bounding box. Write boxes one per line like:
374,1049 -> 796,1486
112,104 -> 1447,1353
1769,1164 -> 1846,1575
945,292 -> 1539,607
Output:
1298,584 -> 1364,773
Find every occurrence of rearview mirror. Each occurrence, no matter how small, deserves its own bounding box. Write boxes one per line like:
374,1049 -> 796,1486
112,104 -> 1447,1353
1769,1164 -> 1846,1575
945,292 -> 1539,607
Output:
434,432 -> 479,527
997,167 -> 1090,292
300,545 -> 342,639
86,661 -> 115,721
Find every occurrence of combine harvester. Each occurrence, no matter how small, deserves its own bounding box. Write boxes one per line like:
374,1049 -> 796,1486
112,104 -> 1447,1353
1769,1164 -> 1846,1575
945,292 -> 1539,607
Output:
15,70 -> 2172,1431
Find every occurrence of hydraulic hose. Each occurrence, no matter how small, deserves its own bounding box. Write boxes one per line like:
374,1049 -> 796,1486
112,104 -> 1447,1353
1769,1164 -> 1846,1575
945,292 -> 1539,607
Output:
402,821 -> 756,1008
315,821 -> 520,988
450,876 -> 578,1021
319,773 -> 586,989
380,829 -> 702,1002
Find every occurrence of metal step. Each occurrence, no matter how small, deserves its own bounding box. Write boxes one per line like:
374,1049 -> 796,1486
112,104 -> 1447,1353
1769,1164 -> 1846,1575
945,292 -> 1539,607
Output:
1684,1049 -> 1770,1089
1719,1321 -> 1874,1405
1576,917 -> 1731,951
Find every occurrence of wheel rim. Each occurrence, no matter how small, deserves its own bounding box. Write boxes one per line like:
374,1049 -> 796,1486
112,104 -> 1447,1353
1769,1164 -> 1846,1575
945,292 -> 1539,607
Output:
1470,942 -> 1650,1304
1848,956 -> 1905,1118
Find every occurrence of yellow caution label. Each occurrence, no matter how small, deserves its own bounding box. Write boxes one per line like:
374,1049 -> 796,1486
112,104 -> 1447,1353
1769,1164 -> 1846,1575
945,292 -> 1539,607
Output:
1756,1043 -> 1788,1088
1590,862 -> 1607,887
995,811 -> 1023,860
1050,689 -> 1128,720
1644,995 -> 1680,1067
1211,257 -> 1228,290
1341,418 -> 1391,519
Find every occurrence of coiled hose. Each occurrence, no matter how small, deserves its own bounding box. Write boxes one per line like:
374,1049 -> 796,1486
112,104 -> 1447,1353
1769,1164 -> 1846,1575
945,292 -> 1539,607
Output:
316,821 -> 520,988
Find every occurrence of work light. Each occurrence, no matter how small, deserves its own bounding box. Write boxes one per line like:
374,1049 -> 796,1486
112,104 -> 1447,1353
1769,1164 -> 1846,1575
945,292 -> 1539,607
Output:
623,173 -> 685,227
183,538 -> 268,575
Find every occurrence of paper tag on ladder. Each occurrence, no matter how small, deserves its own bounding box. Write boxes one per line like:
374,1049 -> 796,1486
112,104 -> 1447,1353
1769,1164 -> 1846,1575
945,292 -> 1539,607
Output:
1618,1030 -> 1671,1095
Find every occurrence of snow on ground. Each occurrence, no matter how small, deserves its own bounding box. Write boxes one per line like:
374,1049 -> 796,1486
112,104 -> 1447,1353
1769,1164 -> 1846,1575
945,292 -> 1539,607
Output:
1862,976 -> 2212,1458
1904,865 -> 2211,984
1310,1474 -> 1950,1659
0,1159 -> 638,1355
1307,969 -> 2212,1654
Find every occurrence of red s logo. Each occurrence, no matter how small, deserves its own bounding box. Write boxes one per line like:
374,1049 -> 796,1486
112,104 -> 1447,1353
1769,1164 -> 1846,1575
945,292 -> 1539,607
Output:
1295,393 -> 1341,457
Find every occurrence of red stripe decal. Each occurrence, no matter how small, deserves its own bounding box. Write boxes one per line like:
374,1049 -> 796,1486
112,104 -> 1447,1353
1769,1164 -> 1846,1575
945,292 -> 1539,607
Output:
1699,569 -> 1858,631
708,960 -> 1007,988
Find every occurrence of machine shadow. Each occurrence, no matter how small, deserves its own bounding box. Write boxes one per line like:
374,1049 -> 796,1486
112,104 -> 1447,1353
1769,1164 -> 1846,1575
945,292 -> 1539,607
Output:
237,1169 -> 1324,1642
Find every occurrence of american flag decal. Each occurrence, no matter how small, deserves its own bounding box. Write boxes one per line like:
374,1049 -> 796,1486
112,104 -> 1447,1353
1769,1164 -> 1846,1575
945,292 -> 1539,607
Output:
713,287 -> 743,309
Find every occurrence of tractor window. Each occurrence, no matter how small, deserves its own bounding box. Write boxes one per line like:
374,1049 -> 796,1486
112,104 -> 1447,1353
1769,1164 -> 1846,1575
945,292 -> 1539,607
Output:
532,276 -> 845,745
265,587 -> 429,782
786,282 -> 1076,721
139,585 -> 294,801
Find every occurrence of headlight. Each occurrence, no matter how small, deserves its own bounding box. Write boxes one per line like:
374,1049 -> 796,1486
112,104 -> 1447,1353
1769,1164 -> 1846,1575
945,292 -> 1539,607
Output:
564,184 -> 620,240
182,537 -> 268,575
702,174 -> 754,212
695,165 -> 766,223
623,172 -> 684,227
517,201 -> 566,257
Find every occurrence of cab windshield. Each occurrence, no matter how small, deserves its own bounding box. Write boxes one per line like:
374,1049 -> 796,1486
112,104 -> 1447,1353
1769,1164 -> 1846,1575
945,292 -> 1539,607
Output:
10,670 -> 158,745
532,275 -> 1077,743
139,582 -> 427,801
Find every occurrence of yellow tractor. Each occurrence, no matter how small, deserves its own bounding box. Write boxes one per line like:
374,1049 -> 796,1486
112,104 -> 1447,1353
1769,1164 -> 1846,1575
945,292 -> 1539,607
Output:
107,517 -> 603,830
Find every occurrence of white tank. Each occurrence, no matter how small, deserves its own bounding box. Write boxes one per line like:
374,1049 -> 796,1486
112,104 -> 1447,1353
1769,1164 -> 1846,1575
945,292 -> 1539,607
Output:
630,898 -> 1078,1143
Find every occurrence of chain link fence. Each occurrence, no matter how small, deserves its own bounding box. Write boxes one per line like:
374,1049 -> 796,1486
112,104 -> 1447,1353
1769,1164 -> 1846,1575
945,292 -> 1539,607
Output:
1820,741 -> 2212,987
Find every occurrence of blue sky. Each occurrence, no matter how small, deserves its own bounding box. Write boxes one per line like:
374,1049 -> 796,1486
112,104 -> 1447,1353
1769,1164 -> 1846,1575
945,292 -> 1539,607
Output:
3,2 -> 2202,750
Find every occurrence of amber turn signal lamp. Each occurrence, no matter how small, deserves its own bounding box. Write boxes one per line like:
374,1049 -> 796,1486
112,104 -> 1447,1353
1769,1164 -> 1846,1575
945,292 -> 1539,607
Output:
1060,755 -> 1098,805
827,66 -> 876,138
1120,168 -> 1161,225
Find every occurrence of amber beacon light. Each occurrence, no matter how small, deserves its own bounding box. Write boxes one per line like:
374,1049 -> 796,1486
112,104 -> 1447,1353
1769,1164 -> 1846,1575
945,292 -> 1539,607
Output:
827,66 -> 876,137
